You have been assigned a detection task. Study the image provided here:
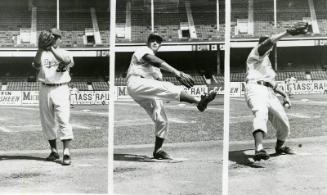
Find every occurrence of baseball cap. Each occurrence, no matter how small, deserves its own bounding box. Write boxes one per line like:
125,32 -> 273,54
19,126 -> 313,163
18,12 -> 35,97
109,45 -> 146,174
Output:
50,28 -> 62,38
147,33 -> 163,43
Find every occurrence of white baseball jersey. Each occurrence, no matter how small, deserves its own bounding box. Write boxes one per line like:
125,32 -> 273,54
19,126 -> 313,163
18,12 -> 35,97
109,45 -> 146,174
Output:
245,44 -> 290,141
37,48 -> 74,141
127,46 -> 182,139
127,46 -> 162,80
37,48 -> 74,84
246,45 -> 276,83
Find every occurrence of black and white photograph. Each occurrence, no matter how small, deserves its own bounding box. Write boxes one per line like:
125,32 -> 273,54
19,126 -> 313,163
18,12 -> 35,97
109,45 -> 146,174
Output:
112,0 -> 224,194
228,0 -> 327,194
0,0 -> 108,193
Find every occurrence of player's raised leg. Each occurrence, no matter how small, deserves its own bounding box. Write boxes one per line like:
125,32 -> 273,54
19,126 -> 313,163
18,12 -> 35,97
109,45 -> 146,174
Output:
127,76 -> 216,112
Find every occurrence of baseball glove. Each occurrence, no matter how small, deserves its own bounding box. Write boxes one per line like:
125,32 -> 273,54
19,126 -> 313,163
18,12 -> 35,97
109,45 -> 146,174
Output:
56,61 -> 69,72
176,71 -> 195,88
38,30 -> 56,51
286,22 -> 309,36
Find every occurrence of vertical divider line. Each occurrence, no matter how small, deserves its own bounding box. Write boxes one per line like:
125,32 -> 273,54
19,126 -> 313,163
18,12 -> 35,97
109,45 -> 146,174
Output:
222,0 -> 231,194
57,0 -> 59,29
109,0 -> 116,194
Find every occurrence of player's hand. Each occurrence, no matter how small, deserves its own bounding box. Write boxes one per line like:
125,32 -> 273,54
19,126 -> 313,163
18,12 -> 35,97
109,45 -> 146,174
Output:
283,96 -> 291,109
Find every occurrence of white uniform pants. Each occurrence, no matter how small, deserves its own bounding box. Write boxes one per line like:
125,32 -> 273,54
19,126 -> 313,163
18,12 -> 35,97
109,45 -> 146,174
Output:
127,76 -> 183,138
245,83 -> 290,141
39,84 -> 74,140
134,99 -> 168,138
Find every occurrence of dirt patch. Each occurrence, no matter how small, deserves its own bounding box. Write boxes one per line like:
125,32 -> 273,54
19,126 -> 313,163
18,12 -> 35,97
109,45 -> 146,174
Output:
114,141 -> 222,195
229,138 -> 327,194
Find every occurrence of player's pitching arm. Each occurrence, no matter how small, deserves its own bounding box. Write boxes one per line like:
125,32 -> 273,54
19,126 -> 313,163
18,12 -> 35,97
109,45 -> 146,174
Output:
143,54 -> 180,76
142,54 -> 215,110
143,54 -> 195,88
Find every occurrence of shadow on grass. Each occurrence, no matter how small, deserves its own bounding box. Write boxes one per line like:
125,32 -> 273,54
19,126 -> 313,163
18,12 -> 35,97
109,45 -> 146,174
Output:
114,153 -> 157,162
0,155 -> 67,165
0,155 -> 46,161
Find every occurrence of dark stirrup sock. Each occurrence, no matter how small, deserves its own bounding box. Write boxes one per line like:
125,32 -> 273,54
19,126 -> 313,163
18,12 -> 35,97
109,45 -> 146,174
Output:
276,139 -> 285,149
154,136 -> 165,153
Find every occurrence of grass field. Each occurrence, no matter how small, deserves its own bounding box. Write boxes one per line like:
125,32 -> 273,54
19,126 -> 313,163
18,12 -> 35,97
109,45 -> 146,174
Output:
114,96 -> 224,145
0,104 -> 108,151
230,94 -> 327,141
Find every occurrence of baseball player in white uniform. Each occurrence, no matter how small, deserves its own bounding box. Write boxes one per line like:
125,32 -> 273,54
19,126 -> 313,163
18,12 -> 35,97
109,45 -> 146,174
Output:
245,32 -> 296,161
127,33 -> 217,160
69,84 -> 79,108
33,28 -> 74,165
285,75 -> 297,97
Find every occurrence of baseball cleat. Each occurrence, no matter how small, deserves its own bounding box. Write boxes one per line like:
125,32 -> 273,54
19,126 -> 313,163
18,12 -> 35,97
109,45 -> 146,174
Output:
62,155 -> 71,166
275,146 -> 295,155
253,149 -> 270,161
46,152 -> 60,161
153,150 -> 172,160
197,90 -> 217,112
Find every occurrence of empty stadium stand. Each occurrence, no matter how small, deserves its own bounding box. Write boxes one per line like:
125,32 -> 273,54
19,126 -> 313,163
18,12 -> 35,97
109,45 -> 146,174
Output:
314,0 -> 327,34
115,77 -> 127,86
3,0 -> 327,47
6,82 -> 40,91
230,72 -> 246,82
212,74 -> 224,83
0,5 -> 30,31
310,70 -> 327,80
4,81 -> 108,91
92,81 -> 109,90
69,82 -> 89,90
276,71 -> 307,81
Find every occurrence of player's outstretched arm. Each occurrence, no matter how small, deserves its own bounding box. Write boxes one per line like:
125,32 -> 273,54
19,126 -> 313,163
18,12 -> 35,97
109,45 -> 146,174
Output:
258,22 -> 309,56
143,54 -> 180,76
143,54 -> 194,88
258,32 -> 288,56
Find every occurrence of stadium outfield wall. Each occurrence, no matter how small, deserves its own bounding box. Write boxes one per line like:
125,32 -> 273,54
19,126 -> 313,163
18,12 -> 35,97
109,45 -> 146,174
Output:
3,79 -> 326,105
0,90 -> 110,105
0,85 -> 208,105
228,80 -> 327,97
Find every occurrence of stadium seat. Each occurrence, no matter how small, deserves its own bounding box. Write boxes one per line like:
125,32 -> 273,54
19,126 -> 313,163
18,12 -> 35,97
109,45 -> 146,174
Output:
92,82 -> 109,90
